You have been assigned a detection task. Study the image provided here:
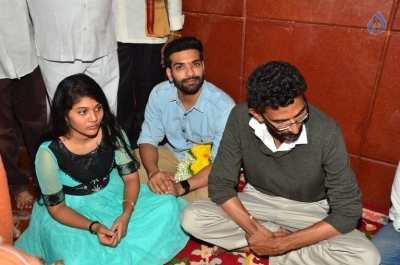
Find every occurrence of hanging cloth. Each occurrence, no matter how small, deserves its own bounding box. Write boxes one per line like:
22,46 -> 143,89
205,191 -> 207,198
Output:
145,0 -> 170,37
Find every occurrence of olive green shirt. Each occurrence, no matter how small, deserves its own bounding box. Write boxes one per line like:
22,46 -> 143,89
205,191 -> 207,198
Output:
209,102 -> 362,234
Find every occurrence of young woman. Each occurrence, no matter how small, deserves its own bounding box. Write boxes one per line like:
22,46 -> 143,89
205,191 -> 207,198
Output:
15,74 -> 189,264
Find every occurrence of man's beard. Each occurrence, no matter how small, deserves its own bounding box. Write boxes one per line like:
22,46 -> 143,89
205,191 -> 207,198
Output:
174,75 -> 205,95
267,123 -> 303,143
280,129 -> 302,142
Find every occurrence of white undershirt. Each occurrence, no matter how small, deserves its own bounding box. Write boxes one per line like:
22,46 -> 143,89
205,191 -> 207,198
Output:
249,117 -> 308,152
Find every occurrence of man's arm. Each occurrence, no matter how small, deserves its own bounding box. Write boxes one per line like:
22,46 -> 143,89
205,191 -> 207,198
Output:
137,85 -> 171,194
139,143 -> 174,194
170,164 -> 211,196
321,123 -> 362,233
245,217 -> 340,256
220,197 -> 340,256
220,197 -> 259,235
139,143 -> 161,178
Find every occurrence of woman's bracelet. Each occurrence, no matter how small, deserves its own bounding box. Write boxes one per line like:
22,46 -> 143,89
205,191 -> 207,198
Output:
122,199 -> 134,208
89,221 -> 99,235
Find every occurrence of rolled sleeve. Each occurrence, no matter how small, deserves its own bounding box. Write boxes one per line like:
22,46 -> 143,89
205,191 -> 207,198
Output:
322,125 -> 362,234
169,15 -> 184,31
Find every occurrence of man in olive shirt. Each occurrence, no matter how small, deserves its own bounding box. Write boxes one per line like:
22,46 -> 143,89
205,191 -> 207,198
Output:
181,61 -> 380,264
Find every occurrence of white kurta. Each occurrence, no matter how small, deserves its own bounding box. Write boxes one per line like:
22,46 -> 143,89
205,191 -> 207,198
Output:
112,0 -> 184,44
0,0 -> 38,79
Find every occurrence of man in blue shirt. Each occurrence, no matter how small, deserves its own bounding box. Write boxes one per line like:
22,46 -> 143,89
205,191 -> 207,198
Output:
136,37 -> 235,203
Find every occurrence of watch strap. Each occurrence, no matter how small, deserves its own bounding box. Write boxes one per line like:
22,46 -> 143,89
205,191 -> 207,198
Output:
180,180 -> 190,196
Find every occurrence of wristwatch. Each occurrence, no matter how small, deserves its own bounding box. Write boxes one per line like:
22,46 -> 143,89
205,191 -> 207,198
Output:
180,180 -> 190,195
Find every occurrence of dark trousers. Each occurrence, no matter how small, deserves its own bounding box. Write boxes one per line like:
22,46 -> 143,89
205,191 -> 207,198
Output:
0,66 -> 47,195
116,42 -> 166,148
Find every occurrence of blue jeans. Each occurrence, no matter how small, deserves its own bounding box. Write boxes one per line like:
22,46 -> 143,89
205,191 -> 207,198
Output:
371,222 -> 400,265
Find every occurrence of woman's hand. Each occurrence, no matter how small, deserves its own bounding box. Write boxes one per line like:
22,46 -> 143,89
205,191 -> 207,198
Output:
110,213 -> 130,244
47,202 -> 120,247
93,223 -> 119,247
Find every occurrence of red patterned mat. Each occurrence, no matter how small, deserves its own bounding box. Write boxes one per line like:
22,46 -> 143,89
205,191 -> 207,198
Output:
167,238 -> 270,265
167,179 -> 389,265
167,206 -> 388,265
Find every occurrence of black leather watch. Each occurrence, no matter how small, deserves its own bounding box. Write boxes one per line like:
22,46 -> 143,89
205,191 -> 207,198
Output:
180,180 -> 190,196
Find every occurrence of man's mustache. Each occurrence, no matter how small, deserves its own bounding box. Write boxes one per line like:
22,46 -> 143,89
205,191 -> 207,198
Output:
182,76 -> 200,82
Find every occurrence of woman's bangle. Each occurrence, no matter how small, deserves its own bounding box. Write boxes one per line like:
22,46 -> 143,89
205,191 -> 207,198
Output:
122,199 -> 134,208
89,221 -> 99,235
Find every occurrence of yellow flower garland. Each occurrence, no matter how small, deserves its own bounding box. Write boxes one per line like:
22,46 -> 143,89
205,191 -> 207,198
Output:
190,144 -> 212,174
175,144 -> 213,182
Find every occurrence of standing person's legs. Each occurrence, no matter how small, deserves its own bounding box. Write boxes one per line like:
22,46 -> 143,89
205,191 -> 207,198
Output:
38,53 -> 119,115
0,78 -> 32,208
181,184 -> 380,265
131,44 -> 165,147
371,222 -> 400,265
37,58 -> 87,115
85,50 -> 119,115
116,42 -> 136,147
12,66 -> 47,176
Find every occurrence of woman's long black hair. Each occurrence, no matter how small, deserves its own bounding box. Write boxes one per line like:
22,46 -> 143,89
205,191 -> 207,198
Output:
41,73 -> 136,161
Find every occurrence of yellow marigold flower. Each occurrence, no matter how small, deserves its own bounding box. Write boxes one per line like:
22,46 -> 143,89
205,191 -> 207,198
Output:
175,143 -> 213,182
191,158 -> 210,174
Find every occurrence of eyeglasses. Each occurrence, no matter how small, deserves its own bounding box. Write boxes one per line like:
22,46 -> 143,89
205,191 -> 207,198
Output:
262,104 -> 309,132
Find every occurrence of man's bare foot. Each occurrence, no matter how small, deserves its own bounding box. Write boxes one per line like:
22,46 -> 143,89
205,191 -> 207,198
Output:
211,246 -> 227,256
15,190 -> 34,209
12,210 -> 31,223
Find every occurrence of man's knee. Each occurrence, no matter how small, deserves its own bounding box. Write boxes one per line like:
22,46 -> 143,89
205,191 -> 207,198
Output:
329,232 -> 381,265
183,186 -> 208,203
356,240 -> 381,265
180,200 -> 215,236
180,203 -> 199,234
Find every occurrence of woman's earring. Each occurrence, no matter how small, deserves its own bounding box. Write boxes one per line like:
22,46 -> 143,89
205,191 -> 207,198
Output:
66,121 -> 69,126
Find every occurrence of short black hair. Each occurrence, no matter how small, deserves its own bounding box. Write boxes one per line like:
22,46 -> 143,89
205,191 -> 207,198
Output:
246,61 -> 307,113
163,37 -> 204,69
